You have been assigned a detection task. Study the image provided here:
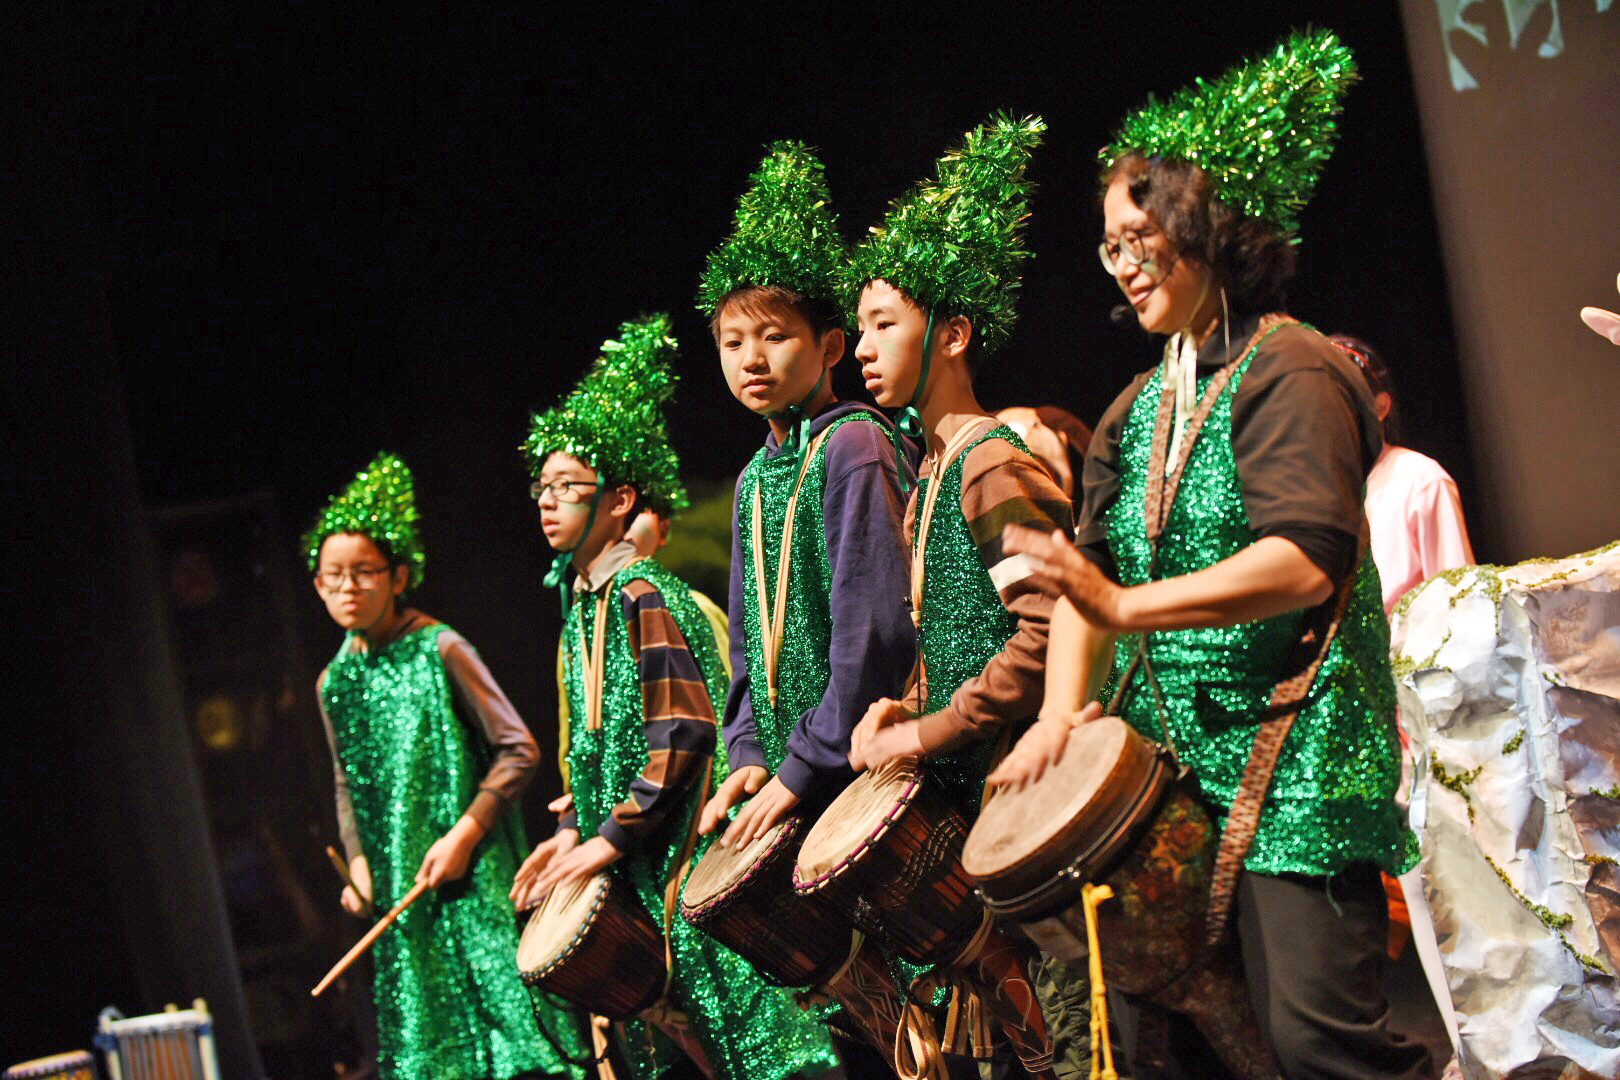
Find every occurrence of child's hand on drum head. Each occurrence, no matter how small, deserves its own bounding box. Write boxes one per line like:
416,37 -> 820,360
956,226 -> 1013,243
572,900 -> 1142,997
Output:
847,698 -> 923,772
719,774 -> 799,849
528,835 -> 621,901
511,829 -> 579,910
989,702 -> 1103,788
340,854 -> 373,917
699,765 -> 767,838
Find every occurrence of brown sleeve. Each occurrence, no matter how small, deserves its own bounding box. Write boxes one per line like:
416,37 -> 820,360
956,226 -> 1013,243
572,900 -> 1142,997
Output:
438,629 -> 541,831
917,438 -> 1075,754
316,667 -> 364,862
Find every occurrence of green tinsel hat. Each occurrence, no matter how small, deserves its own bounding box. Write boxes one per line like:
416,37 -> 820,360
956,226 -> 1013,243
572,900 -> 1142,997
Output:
303,452 -> 426,588
697,140 -> 846,317
522,312 -> 689,516
1101,27 -> 1357,238
845,112 -> 1045,358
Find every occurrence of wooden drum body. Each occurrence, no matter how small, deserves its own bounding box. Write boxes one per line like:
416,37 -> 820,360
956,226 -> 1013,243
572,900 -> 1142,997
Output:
963,718 -> 1274,1079
680,813 -> 849,987
792,759 -> 981,965
517,872 -> 665,1020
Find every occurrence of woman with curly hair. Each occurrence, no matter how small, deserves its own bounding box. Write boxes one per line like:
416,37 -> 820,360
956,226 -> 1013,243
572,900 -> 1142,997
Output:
995,31 -> 1433,1077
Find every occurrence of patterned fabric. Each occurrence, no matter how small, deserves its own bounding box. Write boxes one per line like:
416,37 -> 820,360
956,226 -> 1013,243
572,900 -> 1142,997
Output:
1103,347 -> 1417,877
561,559 -> 838,1080
909,425 -> 1069,812
322,621 -> 587,1079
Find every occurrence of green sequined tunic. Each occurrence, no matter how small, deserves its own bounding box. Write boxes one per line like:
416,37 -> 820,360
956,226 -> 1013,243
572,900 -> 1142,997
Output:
1103,345 -> 1417,877
323,622 -> 586,1079
914,425 -> 1027,816
562,559 -> 838,1080
736,412 -> 881,770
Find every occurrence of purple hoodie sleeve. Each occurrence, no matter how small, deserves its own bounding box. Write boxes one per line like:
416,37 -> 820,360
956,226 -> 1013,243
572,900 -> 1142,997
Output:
777,419 -> 918,798
720,470 -> 768,773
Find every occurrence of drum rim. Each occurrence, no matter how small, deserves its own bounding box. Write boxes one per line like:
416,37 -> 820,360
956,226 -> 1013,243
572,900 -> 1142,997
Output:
680,814 -> 799,919
518,872 -> 613,984
4,1051 -> 95,1080
791,761 -> 923,894
976,752 -> 1174,918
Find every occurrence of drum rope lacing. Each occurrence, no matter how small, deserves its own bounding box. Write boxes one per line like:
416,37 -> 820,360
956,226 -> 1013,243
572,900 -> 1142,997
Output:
750,428 -> 834,711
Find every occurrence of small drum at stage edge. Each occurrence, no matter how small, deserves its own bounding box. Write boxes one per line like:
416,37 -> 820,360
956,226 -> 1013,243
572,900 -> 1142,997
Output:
95,1000 -> 220,1080
2,1051 -> 95,1080
680,813 -> 850,987
792,758 -> 983,965
518,872 -> 666,1020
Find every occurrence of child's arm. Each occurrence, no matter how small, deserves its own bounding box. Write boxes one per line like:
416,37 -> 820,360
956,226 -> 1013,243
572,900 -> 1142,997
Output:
528,578 -> 718,897
317,668 -> 371,913
415,630 -> 542,887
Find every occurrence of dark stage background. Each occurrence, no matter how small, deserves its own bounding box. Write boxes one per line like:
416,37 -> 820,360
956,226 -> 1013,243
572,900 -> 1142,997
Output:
14,1 -> 1607,1075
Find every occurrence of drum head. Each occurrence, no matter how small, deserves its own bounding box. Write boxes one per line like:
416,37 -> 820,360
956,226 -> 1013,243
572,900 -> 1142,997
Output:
517,872 -> 609,975
682,817 -> 791,914
962,717 -> 1136,882
796,758 -> 918,883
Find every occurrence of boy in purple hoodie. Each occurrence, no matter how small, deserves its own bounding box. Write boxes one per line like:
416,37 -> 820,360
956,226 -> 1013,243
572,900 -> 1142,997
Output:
694,141 -> 915,851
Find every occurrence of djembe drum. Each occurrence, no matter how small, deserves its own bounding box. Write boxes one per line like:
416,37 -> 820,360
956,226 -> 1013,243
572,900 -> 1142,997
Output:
2,1052 -> 95,1080
794,759 -> 1055,1079
680,812 -> 906,1055
517,872 -> 666,1020
961,717 -> 1274,1079
94,1001 -> 219,1080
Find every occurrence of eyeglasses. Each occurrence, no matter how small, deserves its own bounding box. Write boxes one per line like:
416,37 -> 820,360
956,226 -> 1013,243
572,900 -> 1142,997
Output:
530,478 -> 600,504
315,566 -> 393,591
1098,229 -> 1166,276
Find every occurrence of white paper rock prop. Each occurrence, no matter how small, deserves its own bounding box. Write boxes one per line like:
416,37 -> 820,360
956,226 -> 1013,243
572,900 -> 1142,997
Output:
1391,541 -> 1620,1079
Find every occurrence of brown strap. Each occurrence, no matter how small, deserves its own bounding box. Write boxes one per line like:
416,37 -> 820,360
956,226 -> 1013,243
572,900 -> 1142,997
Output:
751,429 -> 834,711
1202,539 -> 1360,945
658,753 -> 715,1002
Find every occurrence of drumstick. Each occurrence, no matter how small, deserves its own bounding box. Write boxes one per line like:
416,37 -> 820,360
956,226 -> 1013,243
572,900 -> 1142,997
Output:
311,879 -> 429,997
327,845 -> 374,916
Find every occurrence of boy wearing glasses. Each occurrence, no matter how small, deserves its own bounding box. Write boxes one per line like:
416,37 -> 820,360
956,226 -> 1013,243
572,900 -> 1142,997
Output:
510,316 -> 838,1080
309,453 -> 586,1080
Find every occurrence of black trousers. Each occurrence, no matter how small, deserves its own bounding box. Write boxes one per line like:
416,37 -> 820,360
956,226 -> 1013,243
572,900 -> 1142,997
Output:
1236,863 -> 1433,1080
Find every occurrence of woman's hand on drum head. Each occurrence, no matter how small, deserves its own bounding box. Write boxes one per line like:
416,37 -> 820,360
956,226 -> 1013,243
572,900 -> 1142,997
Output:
699,765 -> 767,838
1002,524 -> 1127,631
988,702 -> 1103,788
511,829 -> 579,911
848,698 -> 923,771
720,774 -> 799,849
528,835 -> 620,902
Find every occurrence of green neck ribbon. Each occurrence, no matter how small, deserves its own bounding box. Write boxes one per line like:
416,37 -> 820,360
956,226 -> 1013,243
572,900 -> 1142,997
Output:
771,369 -> 828,468
543,488 -> 603,609
892,309 -> 936,495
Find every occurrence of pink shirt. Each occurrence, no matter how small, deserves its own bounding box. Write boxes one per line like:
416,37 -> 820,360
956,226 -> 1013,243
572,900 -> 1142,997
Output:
1365,445 -> 1476,614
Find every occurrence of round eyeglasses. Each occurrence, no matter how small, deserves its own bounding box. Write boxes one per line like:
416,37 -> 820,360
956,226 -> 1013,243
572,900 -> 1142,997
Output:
530,478 -> 600,504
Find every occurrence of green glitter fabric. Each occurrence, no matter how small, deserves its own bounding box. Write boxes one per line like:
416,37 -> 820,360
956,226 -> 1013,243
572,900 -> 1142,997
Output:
322,621 -> 588,1079
736,412 -> 884,770
523,314 -> 689,515
697,140 -> 846,316
561,560 -> 838,1080
1102,341 -> 1416,877
845,113 -> 1045,357
304,452 -> 426,588
1102,27 -> 1357,238
914,426 -> 1027,815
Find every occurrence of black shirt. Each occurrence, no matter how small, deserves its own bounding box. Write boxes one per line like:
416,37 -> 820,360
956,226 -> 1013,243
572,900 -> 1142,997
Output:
1076,314 -> 1382,585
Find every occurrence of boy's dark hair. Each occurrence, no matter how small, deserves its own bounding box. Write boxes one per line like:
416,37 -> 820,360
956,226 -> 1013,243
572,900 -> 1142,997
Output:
1327,334 -> 1402,445
1102,151 -> 1296,316
710,284 -> 843,342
